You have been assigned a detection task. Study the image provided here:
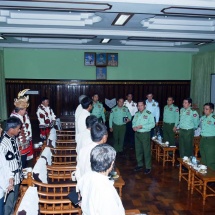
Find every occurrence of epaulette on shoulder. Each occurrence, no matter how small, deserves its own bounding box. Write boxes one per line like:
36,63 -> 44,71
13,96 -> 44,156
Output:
212,115 -> 215,119
146,110 -> 151,114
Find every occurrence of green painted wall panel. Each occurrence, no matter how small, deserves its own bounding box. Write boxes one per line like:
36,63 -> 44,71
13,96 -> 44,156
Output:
4,48 -> 192,80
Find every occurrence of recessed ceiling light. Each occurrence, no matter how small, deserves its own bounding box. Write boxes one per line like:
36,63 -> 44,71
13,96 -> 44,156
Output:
100,38 -> 111,43
112,13 -> 133,26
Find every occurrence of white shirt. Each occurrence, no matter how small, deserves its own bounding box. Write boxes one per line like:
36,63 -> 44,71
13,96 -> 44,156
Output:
76,129 -> 92,155
77,109 -> 90,136
75,142 -> 97,181
146,99 -> 160,123
75,104 -> 83,141
124,100 -> 138,116
77,171 -> 125,215
0,151 -> 14,198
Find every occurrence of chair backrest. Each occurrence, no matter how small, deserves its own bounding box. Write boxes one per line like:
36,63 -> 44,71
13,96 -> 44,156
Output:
47,165 -> 76,183
51,147 -> 77,166
32,179 -> 81,215
193,136 -> 201,158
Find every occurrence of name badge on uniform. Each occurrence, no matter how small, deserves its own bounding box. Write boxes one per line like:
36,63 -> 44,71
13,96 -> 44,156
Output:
143,115 -> 148,119
169,108 -> 173,111
207,121 -> 211,124
152,103 -> 156,106
186,111 -> 190,115
98,105 -> 101,108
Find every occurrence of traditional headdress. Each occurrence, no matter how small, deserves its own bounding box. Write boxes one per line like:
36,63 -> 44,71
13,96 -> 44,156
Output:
14,89 -> 30,109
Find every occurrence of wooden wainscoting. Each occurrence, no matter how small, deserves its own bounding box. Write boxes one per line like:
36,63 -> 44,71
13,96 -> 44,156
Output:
6,79 -> 190,119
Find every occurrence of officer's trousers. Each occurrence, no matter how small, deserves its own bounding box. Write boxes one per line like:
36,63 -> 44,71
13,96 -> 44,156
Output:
113,123 -> 126,153
200,136 -> 215,170
179,128 -> 194,158
135,131 -> 151,168
163,122 -> 175,146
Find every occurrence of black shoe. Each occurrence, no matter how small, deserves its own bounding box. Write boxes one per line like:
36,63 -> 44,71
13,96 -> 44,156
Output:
144,169 -> 151,174
134,166 -> 143,172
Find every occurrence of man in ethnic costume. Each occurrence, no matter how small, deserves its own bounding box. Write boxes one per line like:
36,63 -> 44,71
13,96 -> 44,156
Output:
10,89 -> 34,168
36,97 -> 56,141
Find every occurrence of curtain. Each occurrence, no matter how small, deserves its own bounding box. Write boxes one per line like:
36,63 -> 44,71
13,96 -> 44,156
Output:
0,50 -> 7,121
191,51 -> 215,115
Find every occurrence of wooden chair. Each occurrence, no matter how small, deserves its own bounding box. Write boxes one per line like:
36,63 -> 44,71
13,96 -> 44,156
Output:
47,165 -> 76,183
56,130 -> 76,136
125,209 -> 141,214
32,179 -> 81,215
56,140 -> 76,148
193,136 -> 201,158
51,147 -> 77,165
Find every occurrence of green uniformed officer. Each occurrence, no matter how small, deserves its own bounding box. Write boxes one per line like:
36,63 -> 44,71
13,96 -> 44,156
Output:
91,94 -> 105,123
179,98 -> 199,158
163,96 -> 179,146
109,98 -> 132,154
200,102 -> 215,170
132,100 -> 155,174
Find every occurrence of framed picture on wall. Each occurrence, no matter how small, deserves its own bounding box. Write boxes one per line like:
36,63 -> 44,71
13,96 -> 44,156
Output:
96,67 -> 107,80
96,53 -> 107,66
84,52 -> 95,66
107,53 -> 118,67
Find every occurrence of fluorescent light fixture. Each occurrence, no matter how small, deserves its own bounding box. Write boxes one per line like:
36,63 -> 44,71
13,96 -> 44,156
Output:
112,13 -> 133,26
0,36 -> 5,39
101,38 -> 111,43
196,42 -> 206,46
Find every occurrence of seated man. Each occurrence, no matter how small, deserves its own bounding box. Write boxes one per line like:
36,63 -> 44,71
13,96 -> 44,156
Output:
75,122 -> 108,181
77,144 -> 125,215
76,115 -> 98,155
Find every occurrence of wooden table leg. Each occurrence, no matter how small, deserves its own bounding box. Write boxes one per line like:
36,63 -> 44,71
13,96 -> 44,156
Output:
179,163 -> 182,182
191,171 -> 194,193
203,181 -> 207,205
163,150 -> 166,167
172,150 -> 175,167
157,146 -> 160,162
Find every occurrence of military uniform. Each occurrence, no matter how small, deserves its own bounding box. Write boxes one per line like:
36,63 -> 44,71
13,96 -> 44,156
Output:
145,99 -> 160,123
109,106 -> 132,153
163,104 -> 179,146
146,99 -> 160,137
200,114 -> 215,170
91,102 -> 105,123
179,107 -> 199,158
132,110 -> 155,168
124,100 -> 138,148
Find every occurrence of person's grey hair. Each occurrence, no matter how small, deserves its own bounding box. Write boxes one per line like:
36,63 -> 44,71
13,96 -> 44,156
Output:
79,95 -> 87,103
90,144 -> 116,173
5,117 -> 22,132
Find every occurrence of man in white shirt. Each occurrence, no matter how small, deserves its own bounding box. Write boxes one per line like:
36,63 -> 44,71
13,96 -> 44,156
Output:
76,97 -> 93,136
124,93 -> 138,149
145,93 -> 160,137
77,144 -> 125,215
75,123 -> 108,181
76,115 -> 98,155
75,95 -> 87,141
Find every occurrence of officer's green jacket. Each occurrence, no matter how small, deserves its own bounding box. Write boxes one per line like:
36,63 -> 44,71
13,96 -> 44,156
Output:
109,106 -> 131,128
200,113 -> 215,137
132,109 -> 155,132
163,104 -> 179,126
91,102 -> 105,122
179,107 -> 199,129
